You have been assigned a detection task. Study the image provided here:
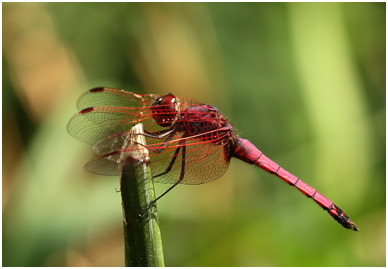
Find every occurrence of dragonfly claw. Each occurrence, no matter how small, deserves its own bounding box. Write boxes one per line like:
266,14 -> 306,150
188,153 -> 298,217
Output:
139,201 -> 156,218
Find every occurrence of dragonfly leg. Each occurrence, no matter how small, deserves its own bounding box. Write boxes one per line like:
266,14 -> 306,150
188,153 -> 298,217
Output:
131,127 -> 179,154
140,140 -> 187,218
137,127 -> 175,139
153,146 -> 181,178
152,131 -> 178,154
128,129 -> 177,154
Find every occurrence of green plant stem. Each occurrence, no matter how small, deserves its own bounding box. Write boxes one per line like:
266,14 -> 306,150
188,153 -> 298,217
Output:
120,124 -> 165,267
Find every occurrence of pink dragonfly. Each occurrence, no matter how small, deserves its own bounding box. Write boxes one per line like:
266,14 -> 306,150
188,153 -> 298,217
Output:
68,87 -> 358,231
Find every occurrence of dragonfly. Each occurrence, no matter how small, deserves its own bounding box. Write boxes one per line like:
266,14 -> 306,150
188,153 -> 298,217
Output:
67,87 -> 358,231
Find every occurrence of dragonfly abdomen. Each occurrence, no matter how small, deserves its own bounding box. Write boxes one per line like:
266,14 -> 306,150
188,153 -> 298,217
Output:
232,138 -> 358,231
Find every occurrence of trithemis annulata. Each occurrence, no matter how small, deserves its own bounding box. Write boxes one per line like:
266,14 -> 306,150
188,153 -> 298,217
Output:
67,87 -> 358,231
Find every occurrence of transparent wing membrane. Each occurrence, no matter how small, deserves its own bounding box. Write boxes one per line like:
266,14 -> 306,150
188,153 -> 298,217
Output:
84,129 -> 232,184
69,87 -> 232,184
76,87 -> 157,110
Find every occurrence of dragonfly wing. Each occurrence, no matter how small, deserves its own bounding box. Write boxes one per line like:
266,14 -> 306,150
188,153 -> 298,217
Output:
68,87 -> 207,146
83,129 -> 232,183
84,154 -> 121,176
146,131 -> 232,185
68,108 -> 140,146
69,88 -> 227,180
76,87 -> 157,110
83,136 -> 145,176
67,88 -> 158,146
81,129 -> 177,176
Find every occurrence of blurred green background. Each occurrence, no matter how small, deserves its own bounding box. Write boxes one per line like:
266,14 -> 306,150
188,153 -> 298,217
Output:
3,2 -> 385,266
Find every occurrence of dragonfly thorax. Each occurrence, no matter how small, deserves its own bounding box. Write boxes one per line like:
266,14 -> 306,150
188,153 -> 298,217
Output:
177,105 -> 233,140
151,94 -> 179,127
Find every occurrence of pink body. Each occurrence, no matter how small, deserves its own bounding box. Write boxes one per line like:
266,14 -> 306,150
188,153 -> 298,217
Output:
233,138 -> 358,231
68,87 -> 358,231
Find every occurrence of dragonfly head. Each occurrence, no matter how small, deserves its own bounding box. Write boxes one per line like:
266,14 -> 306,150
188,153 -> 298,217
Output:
151,94 -> 179,127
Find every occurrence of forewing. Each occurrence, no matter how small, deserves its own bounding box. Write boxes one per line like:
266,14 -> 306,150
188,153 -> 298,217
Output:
68,88 -> 204,146
67,87 -> 157,146
76,87 -> 157,110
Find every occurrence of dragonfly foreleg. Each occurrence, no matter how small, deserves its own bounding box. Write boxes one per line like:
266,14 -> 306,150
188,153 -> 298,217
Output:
127,126 -> 177,153
140,127 -> 175,139
130,127 -> 178,154
145,131 -> 180,154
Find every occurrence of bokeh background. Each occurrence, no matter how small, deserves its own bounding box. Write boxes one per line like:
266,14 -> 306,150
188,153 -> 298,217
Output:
3,2 -> 385,267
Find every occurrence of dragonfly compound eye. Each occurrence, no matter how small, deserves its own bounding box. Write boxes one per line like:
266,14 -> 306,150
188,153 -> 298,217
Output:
151,94 -> 178,127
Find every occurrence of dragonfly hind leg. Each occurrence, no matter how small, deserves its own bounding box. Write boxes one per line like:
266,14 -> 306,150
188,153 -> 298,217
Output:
140,140 -> 187,218
153,146 -> 181,178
